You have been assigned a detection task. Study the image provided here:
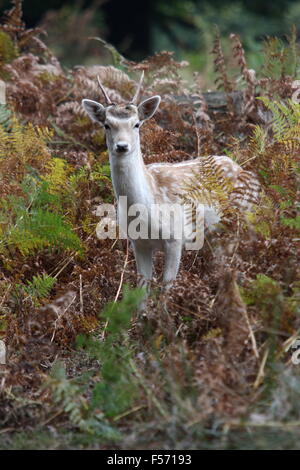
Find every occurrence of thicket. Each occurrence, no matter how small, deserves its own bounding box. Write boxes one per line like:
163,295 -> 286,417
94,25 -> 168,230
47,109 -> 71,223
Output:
0,0 -> 299,450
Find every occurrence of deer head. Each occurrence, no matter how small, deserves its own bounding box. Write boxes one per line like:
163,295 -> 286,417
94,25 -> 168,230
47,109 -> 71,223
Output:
82,72 -> 161,157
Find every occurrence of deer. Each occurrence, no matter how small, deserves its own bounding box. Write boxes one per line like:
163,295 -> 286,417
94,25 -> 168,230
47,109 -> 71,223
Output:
82,73 -> 260,299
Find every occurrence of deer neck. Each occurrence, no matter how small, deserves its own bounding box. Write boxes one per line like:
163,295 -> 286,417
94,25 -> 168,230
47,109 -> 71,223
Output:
109,148 -> 153,207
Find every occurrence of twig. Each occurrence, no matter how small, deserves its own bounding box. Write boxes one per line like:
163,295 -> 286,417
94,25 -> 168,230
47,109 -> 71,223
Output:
282,329 -> 300,355
51,293 -> 77,343
52,255 -> 74,279
241,308 -> 259,359
175,323 -> 184,337
0,283 -> 11,309
229,216 -> 240,266
114,238 -> 129,304
188,249 -> 200,271
193,113 -> 201,156
166,300 -> 210,319
110,238 -> 118,251
253,347 -> 269,389
227,419 -> 300,430
50,120 -> 90,150
0,427 -> 15,434
79,274 -> 83,316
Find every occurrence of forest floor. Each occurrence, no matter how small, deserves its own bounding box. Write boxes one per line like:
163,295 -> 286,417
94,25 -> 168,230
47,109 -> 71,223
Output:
0,2 -> 300,450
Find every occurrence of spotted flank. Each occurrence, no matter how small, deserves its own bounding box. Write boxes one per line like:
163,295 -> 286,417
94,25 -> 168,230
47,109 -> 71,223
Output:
147,154 -> 260,215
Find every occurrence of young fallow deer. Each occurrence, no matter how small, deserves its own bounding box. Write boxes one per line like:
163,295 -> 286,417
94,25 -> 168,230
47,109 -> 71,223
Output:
82,73 -> 259,293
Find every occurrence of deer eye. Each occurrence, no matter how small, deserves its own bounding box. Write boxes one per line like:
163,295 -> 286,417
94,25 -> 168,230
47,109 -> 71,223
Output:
134,122 -> 140,128
104,124 -> 110,130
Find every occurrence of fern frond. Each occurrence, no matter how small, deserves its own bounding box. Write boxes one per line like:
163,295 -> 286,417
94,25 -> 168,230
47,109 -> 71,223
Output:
43,157 -> 73,195
259,97 -> 300,141
1,0 -> 49,56
212,27 -> 233,93
18,273 -> 57,300
0,30 -> 18,74
0,104 -> 11,130
9,208 -> 82,255
0,184 -> 82,256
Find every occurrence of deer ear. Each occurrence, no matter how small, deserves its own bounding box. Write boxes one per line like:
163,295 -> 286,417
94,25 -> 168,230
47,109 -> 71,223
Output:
82,99 -> 106,124
138,96 -> 161,121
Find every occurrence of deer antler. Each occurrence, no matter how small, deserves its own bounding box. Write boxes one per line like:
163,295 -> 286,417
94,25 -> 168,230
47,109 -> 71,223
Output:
97,75 -> 113,106
131,71 -> 144,105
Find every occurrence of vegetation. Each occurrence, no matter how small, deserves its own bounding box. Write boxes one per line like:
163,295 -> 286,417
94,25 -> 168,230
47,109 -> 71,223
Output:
0,0 -> 299,450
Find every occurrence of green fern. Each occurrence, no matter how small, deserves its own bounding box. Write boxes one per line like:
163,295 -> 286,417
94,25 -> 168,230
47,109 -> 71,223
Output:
0,176 -> 83,256
8,208 -> 82,255
46,361 -> 121,440
46,361 -> 95,432
0,104 -> 11,130
0,30 -> 19,76
261,31 -> 299,81
180,155 -> 234,232
77,287 -> 145,418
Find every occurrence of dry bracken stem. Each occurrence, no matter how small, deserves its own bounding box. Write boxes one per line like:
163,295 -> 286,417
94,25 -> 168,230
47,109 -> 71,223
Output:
50,293 -> 77,343
230,33 -> 247,78
129,358 -> 169,420
281,329 -> 300,358
229,216 -> 240,266
242,308 -> 259,359
79,274 -> 83,316
212,28 -> 233,93
240,155 -> 258,166
113,404 -> 146,422
227,420 -> 300,430
101,239 -> 129,340
193,113 -> 201,156
0,427 -> 16,435
188,249 -> 200,272
52,256 -> 74,279
114,238 -> 129,303
163,300 -> 207,319
0,283 -> 11,309
40,410 -> 64,427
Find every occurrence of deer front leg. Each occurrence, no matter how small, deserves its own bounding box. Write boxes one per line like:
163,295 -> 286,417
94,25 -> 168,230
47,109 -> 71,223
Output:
158,240 -> 182,328
132,241 -> 153,311
163,240 -> 182,289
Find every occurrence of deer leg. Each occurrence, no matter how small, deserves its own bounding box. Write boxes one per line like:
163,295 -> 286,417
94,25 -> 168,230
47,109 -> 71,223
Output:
163,240 -> 182,289
133,243 -> 152,287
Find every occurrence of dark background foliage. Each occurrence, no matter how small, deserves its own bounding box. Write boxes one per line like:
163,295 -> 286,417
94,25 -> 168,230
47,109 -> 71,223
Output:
0,0 -> 299,451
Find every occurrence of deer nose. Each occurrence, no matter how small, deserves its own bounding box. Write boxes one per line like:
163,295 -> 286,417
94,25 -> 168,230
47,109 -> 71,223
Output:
116,142 -> 129,153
